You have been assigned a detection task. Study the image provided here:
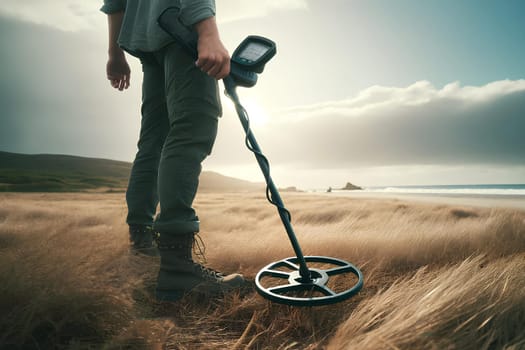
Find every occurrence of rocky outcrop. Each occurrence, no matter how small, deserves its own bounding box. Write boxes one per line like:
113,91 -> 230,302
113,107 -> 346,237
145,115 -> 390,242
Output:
340,182 -> 362,190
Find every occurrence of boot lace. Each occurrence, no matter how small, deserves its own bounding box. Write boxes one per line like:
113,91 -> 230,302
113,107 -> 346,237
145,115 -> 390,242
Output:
193,263 -> 224,281
192,234 -> 227,279
192,233 -> 207,264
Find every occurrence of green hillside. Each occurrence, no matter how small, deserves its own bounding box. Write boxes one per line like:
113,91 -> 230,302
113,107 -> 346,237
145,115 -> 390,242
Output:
0,151 -> 131,192
0,151 -> 262,192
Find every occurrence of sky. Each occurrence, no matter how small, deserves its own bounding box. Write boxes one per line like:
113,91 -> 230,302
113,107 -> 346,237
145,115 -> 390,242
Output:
0,0 -> 524,189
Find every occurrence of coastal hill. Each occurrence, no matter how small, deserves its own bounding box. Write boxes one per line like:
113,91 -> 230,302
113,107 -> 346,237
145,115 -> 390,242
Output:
0,151 -> 262,192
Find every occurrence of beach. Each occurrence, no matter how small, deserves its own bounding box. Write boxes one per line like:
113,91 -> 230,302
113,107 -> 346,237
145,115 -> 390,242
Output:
321,190 -> 525,211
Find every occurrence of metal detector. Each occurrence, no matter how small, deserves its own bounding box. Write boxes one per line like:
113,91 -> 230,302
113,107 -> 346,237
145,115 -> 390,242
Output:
158,7 -> 363,306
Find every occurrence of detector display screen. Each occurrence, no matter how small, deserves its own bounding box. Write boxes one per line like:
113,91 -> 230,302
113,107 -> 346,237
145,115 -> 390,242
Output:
237,42 -> 271,63
232,36 -> 276,74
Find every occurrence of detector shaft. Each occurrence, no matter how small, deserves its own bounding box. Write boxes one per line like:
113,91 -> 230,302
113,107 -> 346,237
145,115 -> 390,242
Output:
224,77 -> 312,281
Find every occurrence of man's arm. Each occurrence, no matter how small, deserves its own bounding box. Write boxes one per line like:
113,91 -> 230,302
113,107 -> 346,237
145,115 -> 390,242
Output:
194,16 -> 230,80
106,12 -> 130,91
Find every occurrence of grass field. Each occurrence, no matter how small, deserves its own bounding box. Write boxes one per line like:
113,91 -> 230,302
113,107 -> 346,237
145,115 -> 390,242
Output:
0,192 -> 524,349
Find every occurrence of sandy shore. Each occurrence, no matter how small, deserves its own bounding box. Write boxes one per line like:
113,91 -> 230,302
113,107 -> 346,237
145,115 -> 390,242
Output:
314,191 -> 525,210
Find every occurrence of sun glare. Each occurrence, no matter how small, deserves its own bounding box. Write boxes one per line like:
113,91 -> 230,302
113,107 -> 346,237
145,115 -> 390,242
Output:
243,98 -> 269,126
224,95 -> 269,126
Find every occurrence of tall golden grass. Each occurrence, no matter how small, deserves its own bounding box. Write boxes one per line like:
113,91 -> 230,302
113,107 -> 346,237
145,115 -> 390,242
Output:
0,192 -> 524,349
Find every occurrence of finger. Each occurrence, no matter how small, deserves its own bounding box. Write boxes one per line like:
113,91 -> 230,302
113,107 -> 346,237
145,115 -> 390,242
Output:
197,56 -> 216,73
216,60 -> 230,80
118,78 -> 125,91
109,72 -> 122,81
198,60 -> 215,73
215,67 -> 228,80
195,56 -> 207,68
124,73 -> 130,89
108,68 -> 123,78
112,79 -> 122,90
211,57 -> 230,79
206,63 -> 221,78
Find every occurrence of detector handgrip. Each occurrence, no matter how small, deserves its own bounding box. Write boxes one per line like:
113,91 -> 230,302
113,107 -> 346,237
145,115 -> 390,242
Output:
158,7 -> 259,88
157,6 -> 198,58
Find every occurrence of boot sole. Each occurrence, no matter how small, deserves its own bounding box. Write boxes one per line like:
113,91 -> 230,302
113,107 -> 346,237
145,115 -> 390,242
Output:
155,276 -> 246,302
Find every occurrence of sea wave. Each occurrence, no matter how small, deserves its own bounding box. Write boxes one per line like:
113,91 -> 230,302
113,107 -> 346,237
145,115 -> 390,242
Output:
363,187 -> 525,196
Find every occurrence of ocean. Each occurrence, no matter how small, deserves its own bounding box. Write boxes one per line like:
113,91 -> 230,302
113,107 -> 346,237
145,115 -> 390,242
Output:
360,184 -> 525,196
311,184 -> 525,210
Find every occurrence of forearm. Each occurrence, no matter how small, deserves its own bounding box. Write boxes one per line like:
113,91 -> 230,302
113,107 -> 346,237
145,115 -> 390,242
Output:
193,16 -> 230,79
194,16 -> 219,40
105,10 -> 130,91
107,11 -> 125,56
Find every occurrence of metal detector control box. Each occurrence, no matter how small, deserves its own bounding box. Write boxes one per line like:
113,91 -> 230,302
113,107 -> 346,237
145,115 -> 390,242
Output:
231,36 -> 276,74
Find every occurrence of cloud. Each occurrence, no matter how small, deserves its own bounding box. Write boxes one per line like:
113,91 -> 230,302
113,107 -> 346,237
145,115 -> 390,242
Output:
0,1 -> 308,31
241,80 -> 525,169
216,0 -> 308,23
206,79 -> 525,186
0,0 -> 102,31
281,80 -> 525,118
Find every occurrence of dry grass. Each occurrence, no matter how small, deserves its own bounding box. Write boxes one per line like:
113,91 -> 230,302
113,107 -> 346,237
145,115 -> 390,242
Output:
0,192 -> 524,349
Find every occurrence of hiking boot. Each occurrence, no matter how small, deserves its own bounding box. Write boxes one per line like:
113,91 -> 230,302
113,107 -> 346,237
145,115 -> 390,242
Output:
155,232 -> 245,302
129,224 -> 159,256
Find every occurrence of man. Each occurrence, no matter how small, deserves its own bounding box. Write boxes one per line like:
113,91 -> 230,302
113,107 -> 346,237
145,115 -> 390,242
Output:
101,0 -> 244,302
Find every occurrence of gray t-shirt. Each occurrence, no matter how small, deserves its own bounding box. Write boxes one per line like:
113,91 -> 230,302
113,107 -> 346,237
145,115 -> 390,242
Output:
100,0 -> 215,54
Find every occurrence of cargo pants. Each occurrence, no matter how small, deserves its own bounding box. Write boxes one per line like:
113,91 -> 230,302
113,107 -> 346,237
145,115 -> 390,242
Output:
125,43 -> 221,235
